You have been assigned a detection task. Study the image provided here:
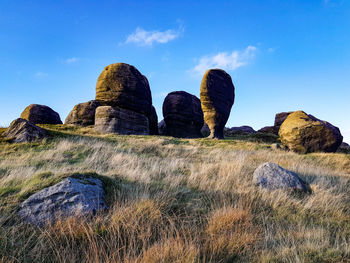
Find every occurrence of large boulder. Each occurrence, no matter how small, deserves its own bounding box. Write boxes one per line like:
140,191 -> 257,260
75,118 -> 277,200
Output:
2,118 -> 48,143
162,91 -> 204,138
200,69 -> 235,139
279,111 -> 343,153
20,104 -> 62,124
95,106 -> 149,135
253,162 -> 311,193
65,100 -> 100,126
149,106 -> 159,135
95,63 -> 152,117
19,175 -> 107,226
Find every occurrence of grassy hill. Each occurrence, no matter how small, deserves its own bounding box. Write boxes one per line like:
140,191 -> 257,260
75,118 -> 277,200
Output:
0,125 -> 349,262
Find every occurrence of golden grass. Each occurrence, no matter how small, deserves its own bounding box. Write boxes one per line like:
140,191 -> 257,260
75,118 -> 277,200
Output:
0,125 -> 349,262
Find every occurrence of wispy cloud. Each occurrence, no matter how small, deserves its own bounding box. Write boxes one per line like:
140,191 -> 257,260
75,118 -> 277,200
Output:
190,46 -> 257,76
34,72 -> 48,79
64,57 -> 80,64
125,26 -> 182,46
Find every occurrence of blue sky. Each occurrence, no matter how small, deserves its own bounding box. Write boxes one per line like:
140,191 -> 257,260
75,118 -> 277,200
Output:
0,0 -> 349,142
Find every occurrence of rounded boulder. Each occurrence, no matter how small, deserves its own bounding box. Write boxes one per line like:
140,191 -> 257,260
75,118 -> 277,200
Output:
65,100 -> 100,126
20,104 -> 62,124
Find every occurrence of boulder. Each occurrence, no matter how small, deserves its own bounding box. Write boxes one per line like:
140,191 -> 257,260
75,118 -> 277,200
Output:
20,104 -> 62,124
95,63 -> 152,117
2,118 -> 48,143
19,175 -> 107,226
158,120 -> 167,136
162,91 -> 204,138
253,162 -> 311,193
65,100 -> 100,126
279,111 -> 343,153
225,126 -> 256,136
149,106 -> 159,135
200,69 -> 235,139
274,112 -> 293,128
95,106 -> 149,135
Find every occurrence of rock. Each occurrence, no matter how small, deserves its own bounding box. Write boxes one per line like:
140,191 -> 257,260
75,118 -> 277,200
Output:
19,175 -> 107,226
253,162 -> 311,193
258,126 -> 278,134
201,123 -> 210,137
2,118 -> 48,143
149,106 -> 159,135
65,100 -> 100,126
274,112 -> 293,128
200,69 -> 235,139
162,91 -> 204,138
95,106 -> 149,135
20,104 -> 62,124
95,63 -> 152,117
225,126 -> 256,136
279,111 -> 343,153
337,142 -> 350,153
158,120 -> 167,135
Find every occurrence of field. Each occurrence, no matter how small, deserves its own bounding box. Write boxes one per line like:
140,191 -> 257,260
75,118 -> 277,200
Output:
0,125 -> 350,262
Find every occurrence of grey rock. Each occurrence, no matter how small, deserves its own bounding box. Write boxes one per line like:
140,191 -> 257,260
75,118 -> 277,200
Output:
65,100 -> 100,126
253,162 -> 311,193
19,175 -> 107,226
95,106 -> 149,135
2,118 -> 48,143
158,119 -> 166,135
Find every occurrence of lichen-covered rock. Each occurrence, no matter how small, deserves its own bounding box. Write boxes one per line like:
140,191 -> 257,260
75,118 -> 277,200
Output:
200,69 -> 235,139
162,91 -> 204,138
18,175 -> 107,226
149,106 -> 159,135
253,162 -> 311,192
95,63 -> 152,117
2,118 -> 48,143
279,111 -> 343,153
274,112 -> 293,128
95,106 -> 149,135
65,100 -> 100,126
20,104 -> 62,124
225,126 -> 256,136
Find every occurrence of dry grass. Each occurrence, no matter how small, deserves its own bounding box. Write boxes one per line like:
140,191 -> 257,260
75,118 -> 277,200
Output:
0,125 -> 349,262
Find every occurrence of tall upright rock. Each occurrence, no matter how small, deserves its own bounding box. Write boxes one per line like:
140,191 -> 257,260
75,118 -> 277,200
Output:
200,69 -> 235,139
95,63 -> 152,117
279,111 -> 343,153
149,106 -> 159,135
162,91 -> 204,138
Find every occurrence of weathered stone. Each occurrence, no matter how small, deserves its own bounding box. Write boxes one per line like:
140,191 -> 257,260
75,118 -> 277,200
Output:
2,118 -> 48,143
20,104 -> 62,124
162,91 -> 204,138
279,111 -> 343,153
95,63 -> 152,117
253,162 -> 311,192
149,106 -> 159,135
201,123 -> 210,137
18,175 -> 107,226
200,69 -> 235,139
274,112 -> 293,128
225,126 -> 256,136
65,100 -> 100,126
158,120 -> 166,136
95,106 -> 149,135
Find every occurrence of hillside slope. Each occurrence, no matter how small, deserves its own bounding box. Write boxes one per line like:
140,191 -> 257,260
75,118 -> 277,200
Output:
0,125 -> 350,262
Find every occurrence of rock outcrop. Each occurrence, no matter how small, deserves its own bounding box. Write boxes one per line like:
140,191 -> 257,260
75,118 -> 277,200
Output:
158,120 -> 166,136
259,112 -> 293,135
258,126 -> 277,134
253,162 -> 311,193
65,100 -> 100,126
2,118 -> 48,143
149,106 -> 159,135
162,91 -> 204,138
20,104 -> 62,124
95,63 -> 152,117
19,175 -> 107,226
200,69 -> 235,139
95,106 -> 149,135
279,111 -> 343,153
225,126 -> 256,136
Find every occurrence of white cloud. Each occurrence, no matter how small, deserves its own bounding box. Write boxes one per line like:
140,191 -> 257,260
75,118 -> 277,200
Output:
191,46 -> 257,76
34,72 -> 48,79
125,27 -> 182,46
64,57 -> 80,64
